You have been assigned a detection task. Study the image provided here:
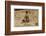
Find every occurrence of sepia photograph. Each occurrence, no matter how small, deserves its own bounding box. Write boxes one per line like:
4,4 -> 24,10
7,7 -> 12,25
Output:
14,9 -> 38,27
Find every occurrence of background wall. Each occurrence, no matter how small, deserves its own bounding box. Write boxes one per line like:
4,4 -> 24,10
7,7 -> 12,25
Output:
0,0 -> 46,36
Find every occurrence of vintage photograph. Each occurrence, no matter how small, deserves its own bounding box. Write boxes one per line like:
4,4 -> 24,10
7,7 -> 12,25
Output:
14,9 -> 38,27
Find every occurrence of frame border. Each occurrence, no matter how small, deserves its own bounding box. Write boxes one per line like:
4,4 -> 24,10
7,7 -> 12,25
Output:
5,1 -> 45,35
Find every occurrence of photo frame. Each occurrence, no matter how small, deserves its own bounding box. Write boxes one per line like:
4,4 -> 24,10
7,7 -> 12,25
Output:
5,1 -> 45,35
